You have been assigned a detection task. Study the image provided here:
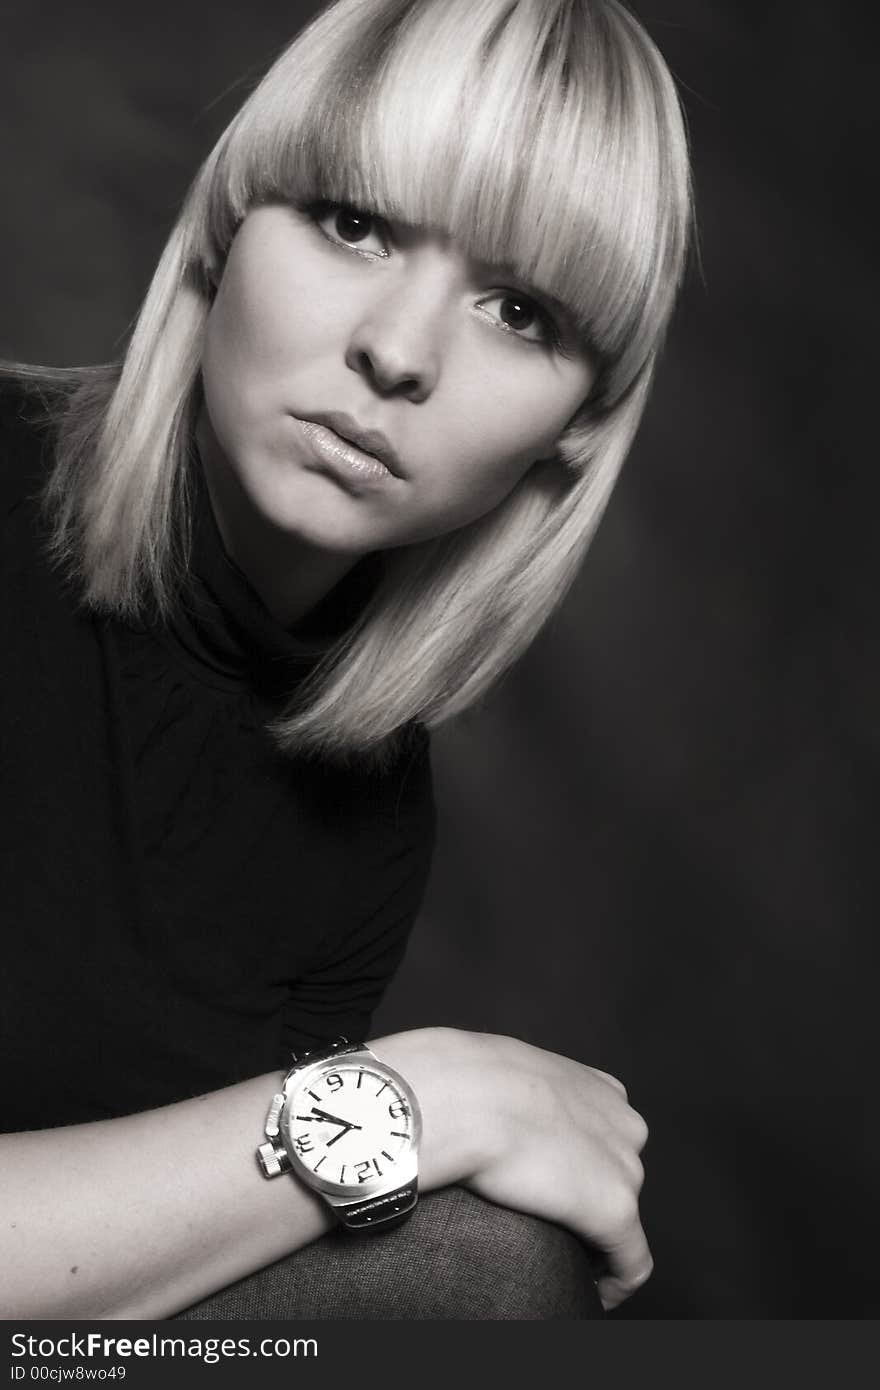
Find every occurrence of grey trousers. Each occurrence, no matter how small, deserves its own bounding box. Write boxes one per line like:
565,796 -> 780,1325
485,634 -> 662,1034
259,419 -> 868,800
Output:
175,1187 -> 603,1320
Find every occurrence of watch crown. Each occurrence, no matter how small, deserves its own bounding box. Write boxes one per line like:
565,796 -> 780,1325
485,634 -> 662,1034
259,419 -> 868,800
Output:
265,1092 -> 285,1139
257,1140 -> 292,1178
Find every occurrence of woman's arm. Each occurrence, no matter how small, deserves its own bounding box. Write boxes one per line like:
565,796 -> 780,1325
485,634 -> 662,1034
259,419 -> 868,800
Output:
0,1028 -> 649,1318
1,1072 -> 333,1320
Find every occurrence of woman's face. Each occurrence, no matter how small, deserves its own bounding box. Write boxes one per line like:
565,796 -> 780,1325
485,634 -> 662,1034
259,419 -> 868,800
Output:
199,202 -> 594,558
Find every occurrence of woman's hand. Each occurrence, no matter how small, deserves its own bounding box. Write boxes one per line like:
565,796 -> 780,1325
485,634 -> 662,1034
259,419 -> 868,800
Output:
376,1028 -> 652,1311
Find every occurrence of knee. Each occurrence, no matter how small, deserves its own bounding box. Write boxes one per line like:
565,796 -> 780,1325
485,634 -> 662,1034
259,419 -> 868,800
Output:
380,1186 -> 603,1319
176,1186 -> 603,1320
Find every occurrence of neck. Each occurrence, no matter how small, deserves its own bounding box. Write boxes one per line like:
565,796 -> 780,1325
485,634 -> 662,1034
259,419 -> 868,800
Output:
195,409 -> 357,628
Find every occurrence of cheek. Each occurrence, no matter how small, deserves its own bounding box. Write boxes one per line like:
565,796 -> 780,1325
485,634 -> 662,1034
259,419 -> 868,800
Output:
411,366 -> 587,535
203,274 -> 282,388
439,381 -> 572,496
204,222 -> 316,379
411,436 -> 539,539
463,444 -> 539,507
203,255 -> 351,416
200,273 -> 303,464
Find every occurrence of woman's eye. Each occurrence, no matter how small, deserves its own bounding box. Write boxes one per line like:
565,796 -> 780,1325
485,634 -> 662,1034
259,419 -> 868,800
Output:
314,203 -> 388,256
477,292 -> 558,347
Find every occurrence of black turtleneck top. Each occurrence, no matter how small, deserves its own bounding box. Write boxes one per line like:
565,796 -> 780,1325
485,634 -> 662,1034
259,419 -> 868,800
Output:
0,379 -> 435,1132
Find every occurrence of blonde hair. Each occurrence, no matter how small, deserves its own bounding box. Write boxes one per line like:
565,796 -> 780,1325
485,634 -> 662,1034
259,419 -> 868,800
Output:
41,0 -> 691,763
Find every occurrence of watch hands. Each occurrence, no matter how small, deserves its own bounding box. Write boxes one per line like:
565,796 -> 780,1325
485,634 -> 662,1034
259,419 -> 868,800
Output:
309,1106 -> 363,1132
325,1127 -> 355,1148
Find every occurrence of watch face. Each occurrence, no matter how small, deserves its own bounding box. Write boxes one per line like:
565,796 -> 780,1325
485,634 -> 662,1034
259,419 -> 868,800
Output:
280,1059 -> 420,1197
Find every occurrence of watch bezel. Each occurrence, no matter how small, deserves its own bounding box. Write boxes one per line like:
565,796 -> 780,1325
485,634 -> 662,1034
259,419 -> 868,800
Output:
278,1055 -> 421,1201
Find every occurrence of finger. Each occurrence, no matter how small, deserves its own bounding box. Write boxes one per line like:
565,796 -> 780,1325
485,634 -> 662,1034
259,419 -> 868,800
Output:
596,1221 -> 653,1311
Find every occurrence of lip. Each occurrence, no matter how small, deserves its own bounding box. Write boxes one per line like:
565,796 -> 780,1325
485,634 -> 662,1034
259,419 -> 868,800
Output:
300,410 -> 405,479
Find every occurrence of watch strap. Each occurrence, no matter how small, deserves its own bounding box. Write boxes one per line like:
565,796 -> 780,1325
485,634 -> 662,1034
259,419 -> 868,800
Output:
333,1179 -> 419,1233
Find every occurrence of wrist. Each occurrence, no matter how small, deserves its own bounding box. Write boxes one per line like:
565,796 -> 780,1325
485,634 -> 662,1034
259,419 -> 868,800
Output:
369,1027 -> 503,1191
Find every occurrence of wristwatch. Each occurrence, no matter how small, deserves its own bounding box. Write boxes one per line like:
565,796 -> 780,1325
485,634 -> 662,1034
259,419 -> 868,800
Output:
256,1038 -> 421,1232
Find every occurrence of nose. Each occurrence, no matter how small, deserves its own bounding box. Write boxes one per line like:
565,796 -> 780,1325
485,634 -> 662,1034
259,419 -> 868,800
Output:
344,262 -> 450,403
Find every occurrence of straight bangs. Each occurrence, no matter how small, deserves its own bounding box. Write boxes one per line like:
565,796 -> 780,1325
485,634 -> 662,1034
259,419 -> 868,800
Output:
200,0 -> 690,410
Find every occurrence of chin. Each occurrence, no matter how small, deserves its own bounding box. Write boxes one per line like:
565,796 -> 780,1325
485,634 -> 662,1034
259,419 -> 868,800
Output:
261,500 -> 382,557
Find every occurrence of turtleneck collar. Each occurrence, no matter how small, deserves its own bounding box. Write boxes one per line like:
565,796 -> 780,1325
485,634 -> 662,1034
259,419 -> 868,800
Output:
166,460 -> 382,702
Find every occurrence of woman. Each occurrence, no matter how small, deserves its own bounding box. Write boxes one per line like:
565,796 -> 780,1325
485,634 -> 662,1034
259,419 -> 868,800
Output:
0,0 -> 690,1318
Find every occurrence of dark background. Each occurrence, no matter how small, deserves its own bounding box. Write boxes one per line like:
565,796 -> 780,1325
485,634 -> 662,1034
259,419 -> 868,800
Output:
1,1 -> 876,1317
